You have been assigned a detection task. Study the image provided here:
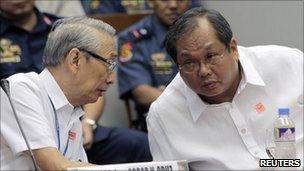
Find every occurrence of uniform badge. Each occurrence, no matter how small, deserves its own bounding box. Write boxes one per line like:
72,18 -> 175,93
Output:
151,52 -> 173,75
119,42 -> 133,62
0,39 -> 21,63
151,53 -> 166,61
90,0 -> 101,10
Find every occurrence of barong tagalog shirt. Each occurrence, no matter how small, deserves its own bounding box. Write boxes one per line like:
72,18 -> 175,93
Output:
147,45 -> 303,170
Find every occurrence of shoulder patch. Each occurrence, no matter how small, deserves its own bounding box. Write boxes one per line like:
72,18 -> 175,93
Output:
119,27 -> 151,43
130,27 -> 149,40
119,42 -> 133,62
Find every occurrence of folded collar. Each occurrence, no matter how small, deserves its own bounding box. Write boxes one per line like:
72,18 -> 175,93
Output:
151,15 -> 168,47
39,68 -> 72,110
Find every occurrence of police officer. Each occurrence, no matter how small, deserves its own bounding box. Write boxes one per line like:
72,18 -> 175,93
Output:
0,0 -> 59,79
117,0 -> 191,131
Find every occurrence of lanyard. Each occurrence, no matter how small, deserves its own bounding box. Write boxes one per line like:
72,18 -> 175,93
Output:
48,96 -> 69,156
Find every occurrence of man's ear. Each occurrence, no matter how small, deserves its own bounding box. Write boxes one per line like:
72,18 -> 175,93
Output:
229,37 -> 239,61
66,48 -> 81,73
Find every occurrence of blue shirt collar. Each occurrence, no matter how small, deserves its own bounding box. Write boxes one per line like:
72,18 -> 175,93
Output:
33,7 -> 53,33
0,7 -> 52,35
151,15 -> 168,47
0,15 -> 11,35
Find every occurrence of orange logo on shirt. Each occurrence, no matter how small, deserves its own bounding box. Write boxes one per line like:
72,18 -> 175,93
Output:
68,131 -> 76,141
254,102 -> 266,114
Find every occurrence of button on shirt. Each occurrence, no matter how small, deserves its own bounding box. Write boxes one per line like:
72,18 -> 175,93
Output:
147,45 -> 303,170
0,69 -> 87,170
0,8 -> 58,79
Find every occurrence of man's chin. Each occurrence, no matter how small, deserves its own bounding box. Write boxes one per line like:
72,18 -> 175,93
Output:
83,97 -> 98,105
92,96 -> 101,103
93,94 -> 105,101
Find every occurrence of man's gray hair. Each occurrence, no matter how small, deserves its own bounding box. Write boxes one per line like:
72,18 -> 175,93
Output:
43,16 -> 116,67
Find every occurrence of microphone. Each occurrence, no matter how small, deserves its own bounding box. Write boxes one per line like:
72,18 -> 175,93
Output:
0,79 -> 10,96
1,79 -> 39,171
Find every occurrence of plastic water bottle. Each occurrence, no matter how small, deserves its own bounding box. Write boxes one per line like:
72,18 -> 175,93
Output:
273,108 -> 296,159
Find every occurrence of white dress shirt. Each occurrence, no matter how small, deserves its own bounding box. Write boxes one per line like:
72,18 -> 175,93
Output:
0,69 -> 87,170
147,45 -> 303,170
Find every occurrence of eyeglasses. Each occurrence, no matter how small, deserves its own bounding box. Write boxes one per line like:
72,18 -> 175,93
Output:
178,49 -> 227,73
80,49 -> 117,71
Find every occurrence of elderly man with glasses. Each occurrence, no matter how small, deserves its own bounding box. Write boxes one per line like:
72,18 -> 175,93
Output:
147,7 -> 303,170
0,17 -> 151,170
77,48 -> 152,165
0,1 -> 151,167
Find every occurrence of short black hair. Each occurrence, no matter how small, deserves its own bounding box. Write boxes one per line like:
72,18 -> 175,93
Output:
165,7 -> 233,63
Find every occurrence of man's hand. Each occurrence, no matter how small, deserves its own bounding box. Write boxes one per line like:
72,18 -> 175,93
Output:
132,84 -> 163,108
82,97 -> 105,150
33,147 -> 95,170
82,120 -> 94,150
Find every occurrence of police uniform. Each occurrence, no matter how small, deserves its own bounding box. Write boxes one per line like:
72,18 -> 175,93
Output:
117,15 -> 178,131
81,0 -> 126,14
0,8 -> 59,79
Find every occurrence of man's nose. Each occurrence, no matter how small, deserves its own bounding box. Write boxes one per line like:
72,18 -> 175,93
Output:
198,62 -> 212,77
106,72 -> 115,85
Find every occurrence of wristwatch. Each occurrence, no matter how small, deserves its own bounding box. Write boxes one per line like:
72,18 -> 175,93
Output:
83,118 -> 97,131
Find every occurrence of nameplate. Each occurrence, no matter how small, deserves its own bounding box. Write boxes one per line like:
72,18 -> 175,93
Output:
67,160 -> 188,171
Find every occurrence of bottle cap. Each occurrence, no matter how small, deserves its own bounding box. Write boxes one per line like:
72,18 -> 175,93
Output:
278,108 -> 289,115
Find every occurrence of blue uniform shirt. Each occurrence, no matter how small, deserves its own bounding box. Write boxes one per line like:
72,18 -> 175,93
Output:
117,15 -> 178,100
0,8 -> 59,79
81,0 -> 126,14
